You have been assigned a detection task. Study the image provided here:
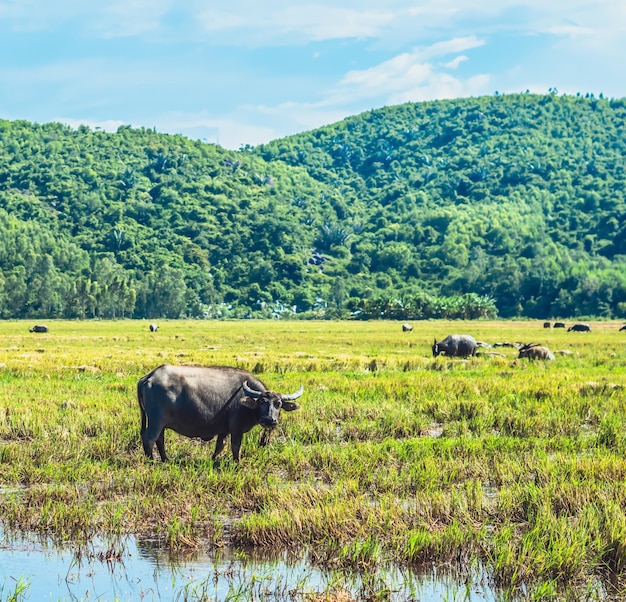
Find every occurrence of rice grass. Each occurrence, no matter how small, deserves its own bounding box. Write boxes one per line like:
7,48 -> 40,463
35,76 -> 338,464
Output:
0,319 -> 625,599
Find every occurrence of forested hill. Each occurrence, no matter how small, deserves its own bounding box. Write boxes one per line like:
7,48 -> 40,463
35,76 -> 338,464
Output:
1,92 -> 625,320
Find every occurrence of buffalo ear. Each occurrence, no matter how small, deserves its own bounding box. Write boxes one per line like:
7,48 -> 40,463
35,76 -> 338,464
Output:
240,396 -> 259,409
281,401 -> 300,412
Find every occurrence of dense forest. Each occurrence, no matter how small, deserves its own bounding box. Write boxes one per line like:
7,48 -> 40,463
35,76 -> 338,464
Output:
0,92 -> 625,320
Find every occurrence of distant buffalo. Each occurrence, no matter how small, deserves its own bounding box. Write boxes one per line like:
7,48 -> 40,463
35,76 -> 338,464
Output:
29,324 -> 49,333
402,323 -> 413,332
518,343 -> 555,360
568,323 -> 591,332
149,323 -> 158,332
432,334 -> 477,358
543,322 -> 551,329
620,325 -> 626,332
553,322 -> 566,329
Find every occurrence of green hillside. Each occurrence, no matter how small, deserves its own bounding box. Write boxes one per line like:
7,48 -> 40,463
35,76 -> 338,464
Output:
256,92 -> 626,319
0,92 -> 625,320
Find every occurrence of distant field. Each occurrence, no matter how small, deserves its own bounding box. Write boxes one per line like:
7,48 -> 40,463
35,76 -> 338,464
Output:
0,319 -> 625,600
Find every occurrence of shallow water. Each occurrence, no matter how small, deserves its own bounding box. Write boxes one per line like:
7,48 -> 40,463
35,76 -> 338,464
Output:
0,528 -> 498,601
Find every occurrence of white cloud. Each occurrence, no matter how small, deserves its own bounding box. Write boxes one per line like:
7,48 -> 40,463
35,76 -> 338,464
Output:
0,0 -> 175,37
185,32 -> 495,148
57,117 -> 127,132
242,100 -> 351,137
3,0 -> 626,150
197,4 -> 395,42
0,0 -> 86,30
444,56 -> 468,69
423,36 -> 485,58
279,6 -> 395,40
56,112 -> 277,150
544,24 -> 595,37
212,35 -> 494,148
389,73 -> 492,105
153,112 -> 279,150
90,0 -> 173,38
325,37 -> 486,106
3,1 -> 623,48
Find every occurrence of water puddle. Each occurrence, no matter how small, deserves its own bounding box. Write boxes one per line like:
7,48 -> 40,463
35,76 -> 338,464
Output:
0,528 -> 501,601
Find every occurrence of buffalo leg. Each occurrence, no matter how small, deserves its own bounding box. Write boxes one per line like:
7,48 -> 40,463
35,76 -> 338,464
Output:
212,433 -> 227,461
142,437 -> 154,459
142,424 -> 166,461
141,430 -> 154,459
230,432 -> 243,462
155,431 -> 167,462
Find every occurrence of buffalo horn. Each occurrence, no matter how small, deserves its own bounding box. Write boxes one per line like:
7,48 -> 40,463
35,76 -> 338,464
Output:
281,385 -> 304,401
242,381 -> 263,398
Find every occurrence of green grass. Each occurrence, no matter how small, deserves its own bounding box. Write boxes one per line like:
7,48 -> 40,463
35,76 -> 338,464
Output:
0,319 -> 625,600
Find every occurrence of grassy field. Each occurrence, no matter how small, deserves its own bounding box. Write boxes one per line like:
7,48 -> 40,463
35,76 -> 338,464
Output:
0,319 -> 625,600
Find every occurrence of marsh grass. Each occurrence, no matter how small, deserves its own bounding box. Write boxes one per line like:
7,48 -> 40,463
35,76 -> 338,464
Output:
0,319 -> 625,599
0,576 -> 29,602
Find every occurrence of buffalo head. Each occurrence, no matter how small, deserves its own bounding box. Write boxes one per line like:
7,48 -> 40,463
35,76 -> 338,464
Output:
241,381 -> 303,428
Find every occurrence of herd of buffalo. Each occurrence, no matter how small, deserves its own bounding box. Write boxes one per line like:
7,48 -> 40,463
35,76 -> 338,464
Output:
24,320 -> 625,463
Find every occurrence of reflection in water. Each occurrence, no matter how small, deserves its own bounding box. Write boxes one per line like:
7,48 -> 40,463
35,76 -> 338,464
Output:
0,527 -> 498,601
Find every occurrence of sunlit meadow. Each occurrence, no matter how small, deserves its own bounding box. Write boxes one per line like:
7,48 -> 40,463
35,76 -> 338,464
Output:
0,319 -> 625,600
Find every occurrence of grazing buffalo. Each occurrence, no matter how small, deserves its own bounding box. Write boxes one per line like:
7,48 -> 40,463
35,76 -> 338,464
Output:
553,322 -> 566,328
137,364 -> 303,463
543,322 -> 551,329
149,323 -> 158,332
620,325 -> 626,332
402,323 -> 413,332
29,324 -> 49,333
518,343 -> 555,360
568,323 -> 591,332
432,334 -> 477,358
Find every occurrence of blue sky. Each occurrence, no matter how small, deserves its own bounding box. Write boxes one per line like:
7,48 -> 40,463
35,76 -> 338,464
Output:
0,1 -> 624,150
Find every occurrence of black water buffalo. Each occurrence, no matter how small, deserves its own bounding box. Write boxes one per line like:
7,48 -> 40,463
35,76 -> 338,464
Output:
553,322 -> 566,328
568,323 -> 591,332
149,323 -> 158,332
29,324 -> 49,333
543,322 -> 551,329
518,343 -> 555,360
432,334 -> 477,358
620,325 -> 626,332
137,364 -> 303,462
402,323 -> 413,332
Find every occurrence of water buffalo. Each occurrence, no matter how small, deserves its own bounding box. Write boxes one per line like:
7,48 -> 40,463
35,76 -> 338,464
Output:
518,343 -> 555,360
432,334 -> 477,358
29,324 -> 49,333
149,323 -> 158,332
137,364 -> 303,463
543,322 -> 551,329
568,323 -> 591,332
620,325 -> 626,332
553,322 -> 566,329
402,323 -> 413,332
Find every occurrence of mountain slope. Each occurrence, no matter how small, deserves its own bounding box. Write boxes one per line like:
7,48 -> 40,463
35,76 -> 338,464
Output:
255,92 -> 626,318
0,92 -> 625,319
